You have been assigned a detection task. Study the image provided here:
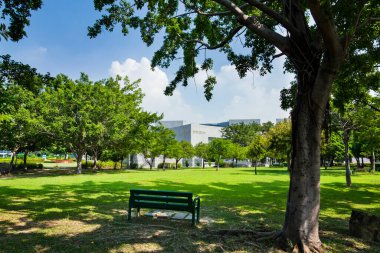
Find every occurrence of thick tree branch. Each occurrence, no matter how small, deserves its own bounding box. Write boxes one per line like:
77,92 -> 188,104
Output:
173,3 -> 250,18
243,0 -> 300,36
187,26 -> 244,50
213,0 -> 289,53
307,0 -> 344,57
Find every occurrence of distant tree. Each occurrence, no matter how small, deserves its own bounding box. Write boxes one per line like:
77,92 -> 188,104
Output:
229,143 -> 247,167
138,125 -> 165,170
247,135 -> 267,175
158,127 -> 176,170
0,85 -> 40,171
0,56 -> 51,171
261,121 -> 274,134
194,142 -> 209,168
355,98 -> 380,172
208,138 -> 232,171
266,120 -> 292,170
42,74 -> 145,173
222,122 -> 261,147
173,141 -> 195,169
320,132 -> 345,168
330,104 -> 360,186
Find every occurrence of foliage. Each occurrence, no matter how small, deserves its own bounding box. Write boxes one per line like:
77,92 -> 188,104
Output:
208,138 -> 232,170
266,119 -> 291,162
228,143 -> 247,165
41,74 -> 148,173
221,122 -> 261,147
247,135 -> 267,163
170,140 -> 194,169
0,1 -> 43,41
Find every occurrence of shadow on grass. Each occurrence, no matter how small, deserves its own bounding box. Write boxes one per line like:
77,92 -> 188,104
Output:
0,170 -> 379,252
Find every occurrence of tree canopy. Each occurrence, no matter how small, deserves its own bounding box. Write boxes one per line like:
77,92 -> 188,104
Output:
90,1 -> 380,250
0,0 -> 43,41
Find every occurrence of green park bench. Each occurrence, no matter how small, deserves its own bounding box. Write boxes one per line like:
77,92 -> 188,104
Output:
128,189 -> 200,226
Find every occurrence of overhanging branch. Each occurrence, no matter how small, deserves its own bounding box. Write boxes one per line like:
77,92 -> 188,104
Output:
213,0 -> 289,53
307,0 -> 344,57
243,0 -> 300,36
173,3 -> 250,18
187,26 -> 244,50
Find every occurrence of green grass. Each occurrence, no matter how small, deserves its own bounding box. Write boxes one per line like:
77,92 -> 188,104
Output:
0,167 -> 379,252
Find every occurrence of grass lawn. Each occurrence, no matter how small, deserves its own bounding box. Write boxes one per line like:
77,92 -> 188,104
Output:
0,167 -> 379,252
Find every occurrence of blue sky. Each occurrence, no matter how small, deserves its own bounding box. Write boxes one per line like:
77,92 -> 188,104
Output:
1,0 -> 292,124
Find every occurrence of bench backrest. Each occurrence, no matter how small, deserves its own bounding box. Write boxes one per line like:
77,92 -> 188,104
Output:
130,189 -> 193,206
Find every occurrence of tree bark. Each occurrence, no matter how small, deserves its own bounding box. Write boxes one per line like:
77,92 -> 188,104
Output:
279,63 -> 337,251
92,155 -> 97,170
254,161 -> 257,175
9,151 -> 16,171
23,151 -> 29,171
343,130 -> 352,187
162,155 -> 166,171
76,152 -> 83,174
216,155 -> 220,171
371,150 -> 376,172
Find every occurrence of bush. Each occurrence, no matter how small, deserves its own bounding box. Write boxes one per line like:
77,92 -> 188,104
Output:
97,160 -> 120,169
157,162 -> 181,169
81,160 -> 94,168
185,160 -> 190,167
157,162 -> 171,169
129,163 -> 138,169
15,162 -> 43,170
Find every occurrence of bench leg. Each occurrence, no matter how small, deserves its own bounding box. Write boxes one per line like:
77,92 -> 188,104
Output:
192,211 -> 195,226
137,207 -> 140,217
128,206 -> 132,220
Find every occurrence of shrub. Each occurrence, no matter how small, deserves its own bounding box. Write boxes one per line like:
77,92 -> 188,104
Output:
15,162 -> 43,170
129,163 -> 138,169
185,160 -> 190,167
157,162 -> 171,169
97,160 -> 120,169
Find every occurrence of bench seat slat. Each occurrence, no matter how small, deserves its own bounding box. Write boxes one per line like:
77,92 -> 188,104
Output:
132,195 -> 191,204
131,189 -> 193,197
131,202 -> 193,212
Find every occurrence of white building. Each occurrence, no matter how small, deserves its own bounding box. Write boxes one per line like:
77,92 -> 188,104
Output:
128,119 -> 260,169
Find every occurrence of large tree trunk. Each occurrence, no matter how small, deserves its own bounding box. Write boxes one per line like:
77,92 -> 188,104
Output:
282,95 -> 323,251
279,58 -> 339,251
343,130 -> 352,186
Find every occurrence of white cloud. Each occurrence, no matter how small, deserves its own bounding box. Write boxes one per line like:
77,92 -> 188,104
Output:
109,57 -> 293,124
34,46 -> 47,54
109,57 -> 204,122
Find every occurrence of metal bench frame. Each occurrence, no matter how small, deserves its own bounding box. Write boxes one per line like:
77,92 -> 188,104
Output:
128,189 -> 200,226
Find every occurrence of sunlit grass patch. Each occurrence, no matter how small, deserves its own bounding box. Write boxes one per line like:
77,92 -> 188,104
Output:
0,167 -> 379,252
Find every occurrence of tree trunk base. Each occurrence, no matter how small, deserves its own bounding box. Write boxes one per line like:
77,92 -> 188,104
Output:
274,231 -> 325,253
